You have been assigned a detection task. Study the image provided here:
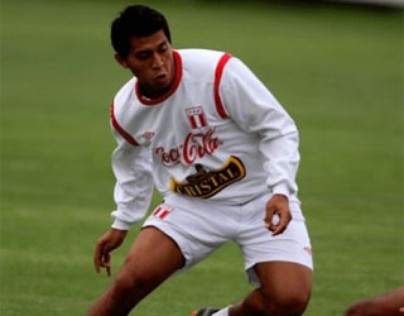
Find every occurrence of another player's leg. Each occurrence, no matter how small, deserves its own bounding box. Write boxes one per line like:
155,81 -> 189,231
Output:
227,261 -> 312,316
344,286 -> 404,316
87,227 -> 185,316
191,307 -> 220,316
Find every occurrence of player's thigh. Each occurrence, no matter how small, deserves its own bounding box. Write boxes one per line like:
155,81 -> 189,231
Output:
255,261 -> 312,306
121,227 -> 185,286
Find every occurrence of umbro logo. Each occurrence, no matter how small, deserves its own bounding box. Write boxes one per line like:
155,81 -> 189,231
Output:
142,131 -> 155,141
303,247 -> 313,256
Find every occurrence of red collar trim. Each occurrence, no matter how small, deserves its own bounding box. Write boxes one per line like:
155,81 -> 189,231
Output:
136,50 -> 182,106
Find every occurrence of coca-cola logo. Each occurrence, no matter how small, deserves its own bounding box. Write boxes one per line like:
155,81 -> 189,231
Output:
155,128 -> 222,166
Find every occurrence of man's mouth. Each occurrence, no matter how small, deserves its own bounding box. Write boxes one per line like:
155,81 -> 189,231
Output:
155,73 -> 169,84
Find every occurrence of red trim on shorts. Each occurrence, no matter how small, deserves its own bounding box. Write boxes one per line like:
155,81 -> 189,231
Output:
214,53 -> 232,119
153,206 -> 170,219
136,50 -> 183,106
110,102 -> 139,146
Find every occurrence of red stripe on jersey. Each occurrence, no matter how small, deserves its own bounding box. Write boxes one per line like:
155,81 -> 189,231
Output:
110,103 -> 139,146
136,50 -> 183,106
199,112 -> 207,127
189,115 -> 197,129
214,53 -> 232,119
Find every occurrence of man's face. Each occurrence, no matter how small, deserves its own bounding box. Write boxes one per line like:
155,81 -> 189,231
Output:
116,30 -> 174,98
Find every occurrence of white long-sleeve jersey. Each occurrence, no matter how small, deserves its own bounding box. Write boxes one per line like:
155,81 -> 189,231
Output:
110,49 -> 301,230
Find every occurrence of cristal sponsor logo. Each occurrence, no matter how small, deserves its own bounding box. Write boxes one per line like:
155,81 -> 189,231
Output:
155,128 -> 222,166
170,156 -> 246,198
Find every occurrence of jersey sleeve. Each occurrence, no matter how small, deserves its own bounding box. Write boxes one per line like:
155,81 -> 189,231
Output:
220,57 -> 300,199
110,128 -> 154,230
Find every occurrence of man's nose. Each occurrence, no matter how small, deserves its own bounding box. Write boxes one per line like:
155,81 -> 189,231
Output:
152,53 -> 164,68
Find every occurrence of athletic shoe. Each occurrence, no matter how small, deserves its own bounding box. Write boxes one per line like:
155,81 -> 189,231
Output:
191,307 -> 219,316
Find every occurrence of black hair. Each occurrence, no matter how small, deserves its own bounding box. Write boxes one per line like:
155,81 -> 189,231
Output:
111,5 -> 171,58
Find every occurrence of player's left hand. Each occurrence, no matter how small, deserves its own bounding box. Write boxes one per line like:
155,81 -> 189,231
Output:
264,194 -> 292,236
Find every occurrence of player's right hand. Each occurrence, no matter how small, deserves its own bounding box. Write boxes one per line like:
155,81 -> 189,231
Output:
93,228 -> 128,276
264,194 -> 292,236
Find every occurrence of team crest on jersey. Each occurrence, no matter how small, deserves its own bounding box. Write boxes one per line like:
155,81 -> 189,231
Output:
170,156 -> 246,199
186,106 -> 207,129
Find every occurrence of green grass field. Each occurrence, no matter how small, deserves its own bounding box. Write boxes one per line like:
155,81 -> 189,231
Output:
1,0 -> 403,315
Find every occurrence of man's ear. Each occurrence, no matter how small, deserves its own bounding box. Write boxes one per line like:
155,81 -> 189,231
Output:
114,53 -> 128,68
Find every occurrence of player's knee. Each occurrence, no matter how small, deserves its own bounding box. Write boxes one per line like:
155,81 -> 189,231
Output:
112,272 -> 136,295
113,268 -> 153,297
262,291 -> 310,316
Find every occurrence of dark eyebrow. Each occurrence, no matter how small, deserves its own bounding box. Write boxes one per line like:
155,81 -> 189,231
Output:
133,39 -> 168,56
157,39 -> 168,48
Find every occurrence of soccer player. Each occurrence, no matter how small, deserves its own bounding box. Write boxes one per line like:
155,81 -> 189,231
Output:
88,5 -> 313,316
344,287 -> 404,316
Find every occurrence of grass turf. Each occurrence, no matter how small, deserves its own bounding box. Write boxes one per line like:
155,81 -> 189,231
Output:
1,0 -> 403,315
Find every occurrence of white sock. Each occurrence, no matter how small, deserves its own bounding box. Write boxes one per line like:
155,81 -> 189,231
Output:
212,306 -> 231,316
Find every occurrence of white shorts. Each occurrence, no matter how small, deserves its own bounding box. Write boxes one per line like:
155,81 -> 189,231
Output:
143,193 -> 313,285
